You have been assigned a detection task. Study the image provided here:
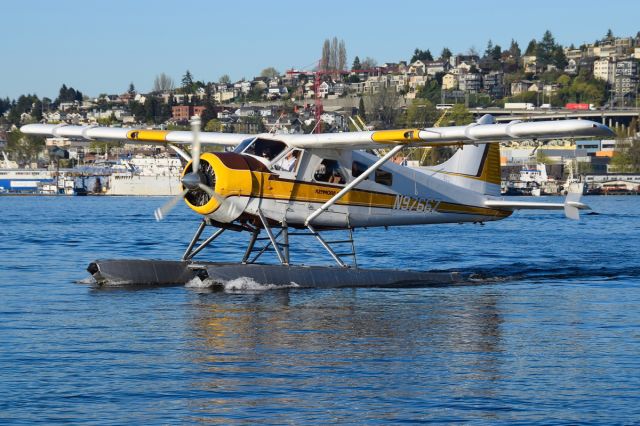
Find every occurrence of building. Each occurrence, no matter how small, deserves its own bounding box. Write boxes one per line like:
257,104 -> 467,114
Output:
616,60 -> 639,77
510,80 -> 532,96
171,105 -> 205,121
521,55 -> 537,73
483,71 -> 504,97
458,73 -> 482,93
593,58 -> 616,83
442,73 -> 458,90
613,75 -> 638,99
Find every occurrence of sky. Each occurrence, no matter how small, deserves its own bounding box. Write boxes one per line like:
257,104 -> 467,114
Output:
2,0 -> 638,100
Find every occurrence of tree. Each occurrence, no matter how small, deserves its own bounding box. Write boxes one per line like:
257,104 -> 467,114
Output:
485,40 -> 495,58
153,73 -> 174,92
6,129 -> 45,164
404,99 -> 438,128
204,119 -> 222,132
321,37 -> 347,71
321,39 -> 331,71
143,96 -> 161,124
610,139 -> 640,172
411,48 -> 433,63
416,80 -> 442,105
55,84 -> 83,104
260,67 -> 279,79
440,47 -> 452,62
360,57 -> 377,69
358,97 -> 365,118
181,70 -> 194,93
330,37 -> 339,70
508,39 -> 521,59
218,74 -> 231,84
445,104 -> 473,126
366,85 -> 401,129
200,83 -> 216,125
338,39 -> 347,71
605,28 -> 614,41
525,39 -> 537,56
352,56 -> 361,71
128,82 -> 136,95
536,30 -> 557,68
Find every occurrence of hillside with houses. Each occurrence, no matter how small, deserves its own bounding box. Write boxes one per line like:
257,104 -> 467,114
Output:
1,30 -> 640,176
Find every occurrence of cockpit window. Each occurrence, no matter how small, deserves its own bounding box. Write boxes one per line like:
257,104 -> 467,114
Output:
233,138 -> 255,153
241,138 -> 287,160
314,159 -> 346,184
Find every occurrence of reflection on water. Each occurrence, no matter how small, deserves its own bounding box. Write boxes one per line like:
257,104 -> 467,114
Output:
185,288 -> 504,422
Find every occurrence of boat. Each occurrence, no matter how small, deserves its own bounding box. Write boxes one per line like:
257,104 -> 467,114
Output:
1,152 -> 56,193
502,163 -> 548,196
105,155 -> 183,196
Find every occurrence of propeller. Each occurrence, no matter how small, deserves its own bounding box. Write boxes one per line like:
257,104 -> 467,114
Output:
154,116 -> 214,221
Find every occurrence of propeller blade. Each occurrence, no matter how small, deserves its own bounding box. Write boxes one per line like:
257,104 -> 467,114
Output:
154,189 -> 189,221
191,116 -> 201,173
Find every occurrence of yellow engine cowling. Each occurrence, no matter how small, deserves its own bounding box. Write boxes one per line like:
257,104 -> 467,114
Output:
183,152 -> 265,223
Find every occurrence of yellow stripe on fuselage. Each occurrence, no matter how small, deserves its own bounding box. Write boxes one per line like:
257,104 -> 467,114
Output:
226,170 -> 510,217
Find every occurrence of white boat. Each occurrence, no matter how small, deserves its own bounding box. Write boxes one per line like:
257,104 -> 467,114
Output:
1,152 -> 56,193
105,155 -> 183,196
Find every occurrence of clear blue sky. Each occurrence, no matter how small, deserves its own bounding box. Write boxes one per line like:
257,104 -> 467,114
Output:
2,0 -> 638,100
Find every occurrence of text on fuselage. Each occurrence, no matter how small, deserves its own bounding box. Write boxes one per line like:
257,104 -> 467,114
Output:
393,195 -> 440,212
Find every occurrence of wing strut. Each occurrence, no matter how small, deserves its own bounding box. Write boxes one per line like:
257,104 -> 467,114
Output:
304,144 -> 404,226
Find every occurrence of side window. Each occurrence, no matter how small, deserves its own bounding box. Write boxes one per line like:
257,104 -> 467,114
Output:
314,159 -> 346,184
351,161 -> 392,186
351,161 -> 369,179
375,168 -> 393,186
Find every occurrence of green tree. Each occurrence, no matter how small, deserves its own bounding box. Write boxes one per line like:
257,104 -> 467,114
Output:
6,130 -> 45,164
416,80 -> 442,105
404,99 -> 438,128
204,119 -> 222,132
218,74 -> 231,84
200,84 -> 216,125
440,47 -> 452,61
358,97 -> 365,118
524,39 -> 537,55
445,104 -> 473,126
352,56 -> 361,71
181,70 -> 194,93
411,48 -> 433,63
508,39 -> 521,59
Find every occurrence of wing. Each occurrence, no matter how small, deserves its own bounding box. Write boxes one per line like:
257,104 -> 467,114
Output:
278,115 -> 614,149
20,123 -> 251,146
21,114 -> 613,149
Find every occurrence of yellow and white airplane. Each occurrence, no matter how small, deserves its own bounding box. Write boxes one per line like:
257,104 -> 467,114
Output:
22,115 -> 612,274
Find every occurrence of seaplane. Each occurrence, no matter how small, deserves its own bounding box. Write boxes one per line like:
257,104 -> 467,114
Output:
22,114 -> 613,288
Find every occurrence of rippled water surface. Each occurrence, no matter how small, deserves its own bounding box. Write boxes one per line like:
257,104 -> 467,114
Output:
1,196 -> 639,424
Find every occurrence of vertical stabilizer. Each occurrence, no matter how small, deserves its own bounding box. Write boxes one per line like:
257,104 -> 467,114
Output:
427,142 -> 501,196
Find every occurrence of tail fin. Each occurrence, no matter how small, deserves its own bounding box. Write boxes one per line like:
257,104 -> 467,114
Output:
428,143 -> 502,196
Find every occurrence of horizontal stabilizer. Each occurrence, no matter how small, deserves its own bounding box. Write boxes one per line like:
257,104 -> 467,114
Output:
485,192 -> 589,220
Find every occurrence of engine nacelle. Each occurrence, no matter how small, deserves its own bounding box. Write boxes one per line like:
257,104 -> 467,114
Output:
183,152 -> 268,223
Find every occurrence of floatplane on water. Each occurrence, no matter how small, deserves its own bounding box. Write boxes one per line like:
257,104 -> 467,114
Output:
22,115 -> 613,287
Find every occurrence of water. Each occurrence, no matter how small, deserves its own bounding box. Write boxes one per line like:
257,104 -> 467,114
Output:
1,195 -> 639,424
